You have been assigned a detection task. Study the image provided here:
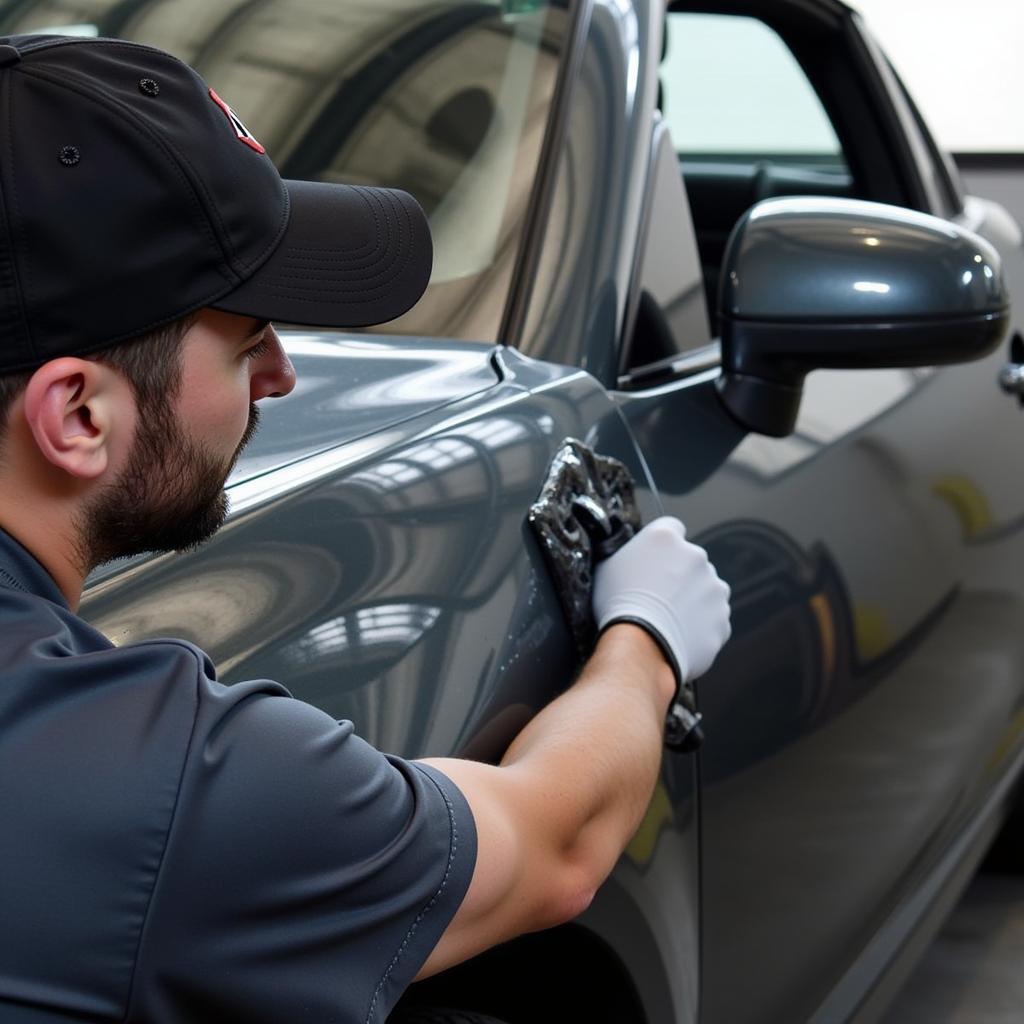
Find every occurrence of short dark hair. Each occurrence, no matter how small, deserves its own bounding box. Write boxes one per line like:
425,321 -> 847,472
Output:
0,314 -> 196,440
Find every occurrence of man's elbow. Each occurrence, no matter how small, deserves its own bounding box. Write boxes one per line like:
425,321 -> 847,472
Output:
554,881 -> 598,926
537,858 -> 603,930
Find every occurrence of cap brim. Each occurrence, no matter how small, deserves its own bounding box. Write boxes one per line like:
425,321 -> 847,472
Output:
211,179 -> 432,329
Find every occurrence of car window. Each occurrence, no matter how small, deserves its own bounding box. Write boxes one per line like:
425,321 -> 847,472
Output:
661,12 -> 845,169
9,0 -> 569,343
658,12 -> 856,334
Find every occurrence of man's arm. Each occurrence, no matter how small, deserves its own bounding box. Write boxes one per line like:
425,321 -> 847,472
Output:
419,623 -> 673,976
418,516 -> 730,978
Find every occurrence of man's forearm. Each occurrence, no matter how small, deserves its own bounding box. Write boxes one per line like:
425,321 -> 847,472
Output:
498,623 -> 676,889
418,622 -> 677,979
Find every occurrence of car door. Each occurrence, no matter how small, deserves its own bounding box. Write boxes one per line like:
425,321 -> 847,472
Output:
610,6 -> 1024,1023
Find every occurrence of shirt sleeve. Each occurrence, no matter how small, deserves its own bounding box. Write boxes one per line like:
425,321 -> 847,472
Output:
128,642 -> 477,1024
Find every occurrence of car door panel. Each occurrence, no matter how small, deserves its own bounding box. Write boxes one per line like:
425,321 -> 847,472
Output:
624,7 -> 1024,1022
620,359 -> 1024,1022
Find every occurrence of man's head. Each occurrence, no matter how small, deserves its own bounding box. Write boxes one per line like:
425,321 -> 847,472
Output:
78,310 -> 293,567
0,306 -> 293,575
0,35 -> 431,594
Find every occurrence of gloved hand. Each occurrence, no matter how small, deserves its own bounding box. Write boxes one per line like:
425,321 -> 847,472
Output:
592,516 -> 731,684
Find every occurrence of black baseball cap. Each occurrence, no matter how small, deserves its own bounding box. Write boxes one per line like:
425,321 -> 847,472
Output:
0,34 -> 433,373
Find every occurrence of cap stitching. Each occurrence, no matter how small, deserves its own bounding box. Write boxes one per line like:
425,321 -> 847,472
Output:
272,185 -> 408,271
273,250 -> 412,295
261,286 -> 408,304
262,258 -> 416,300
260,278 -> 418,306
278,252 -> 408,281
278,252 -> 393,268
286,243 -> 380,254
279,188 -> 409,277
218,183 -> 422,312
265,188 -> 415,298
362,186 -> 408,269
276,270 -> 405,284
283,188 -> 383,260
275,277 -> 401,289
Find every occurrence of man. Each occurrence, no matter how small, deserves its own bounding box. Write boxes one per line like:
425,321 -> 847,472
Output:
0,35 -> 731,1024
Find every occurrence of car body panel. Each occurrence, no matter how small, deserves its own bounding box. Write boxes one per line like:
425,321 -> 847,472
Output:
622,7 -> 1024,1022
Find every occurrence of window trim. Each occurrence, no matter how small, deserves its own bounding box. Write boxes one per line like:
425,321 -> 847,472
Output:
500,0 -> 594,350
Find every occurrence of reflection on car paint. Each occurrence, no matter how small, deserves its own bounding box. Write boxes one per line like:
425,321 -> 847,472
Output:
697,518 -> 965,783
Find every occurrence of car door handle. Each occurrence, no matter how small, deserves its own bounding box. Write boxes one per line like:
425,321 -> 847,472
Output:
998,361 -> 1024,396
999,332 -> 1024,403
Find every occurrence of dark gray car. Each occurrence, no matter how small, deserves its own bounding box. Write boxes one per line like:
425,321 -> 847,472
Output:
10,0 -> 1023,1020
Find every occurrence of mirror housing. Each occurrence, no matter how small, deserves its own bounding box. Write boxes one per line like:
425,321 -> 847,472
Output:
716,197 -> 1010,436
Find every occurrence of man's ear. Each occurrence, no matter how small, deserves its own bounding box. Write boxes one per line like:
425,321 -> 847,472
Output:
22,358 -> 128,480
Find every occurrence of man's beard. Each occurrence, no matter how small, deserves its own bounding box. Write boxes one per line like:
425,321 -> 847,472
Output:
79,403 -> 260,569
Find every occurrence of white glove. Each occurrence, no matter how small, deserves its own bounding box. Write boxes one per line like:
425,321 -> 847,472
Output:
592,516 -> 731,683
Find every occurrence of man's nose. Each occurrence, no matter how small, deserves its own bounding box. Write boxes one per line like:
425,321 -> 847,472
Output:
250,327 -> 296,401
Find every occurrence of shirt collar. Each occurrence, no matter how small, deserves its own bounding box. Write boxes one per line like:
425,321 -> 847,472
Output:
0,528 -> 70,609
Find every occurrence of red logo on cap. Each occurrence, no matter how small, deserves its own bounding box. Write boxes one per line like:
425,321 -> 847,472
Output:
209,88 -> 266,154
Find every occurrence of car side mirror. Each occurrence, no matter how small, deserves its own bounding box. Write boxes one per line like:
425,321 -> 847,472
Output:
716,196 -> 1010,437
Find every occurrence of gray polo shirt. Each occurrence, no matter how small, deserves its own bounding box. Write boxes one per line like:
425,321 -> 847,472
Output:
0,529 -> 476,1023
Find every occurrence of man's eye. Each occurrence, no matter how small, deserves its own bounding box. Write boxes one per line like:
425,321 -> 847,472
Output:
245,339 -> 271,360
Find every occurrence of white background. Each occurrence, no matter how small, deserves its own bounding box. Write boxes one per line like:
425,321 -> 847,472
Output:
851,0 -> 1024,153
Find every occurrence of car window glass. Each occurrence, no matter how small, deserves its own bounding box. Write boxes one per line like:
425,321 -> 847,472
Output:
662,12 -> 844,166
659,12 -> 854,335
9,0 -> 568,343
621,121 -> 712,373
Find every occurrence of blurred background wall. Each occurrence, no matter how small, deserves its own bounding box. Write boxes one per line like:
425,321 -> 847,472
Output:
853,0 -> 1024,224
